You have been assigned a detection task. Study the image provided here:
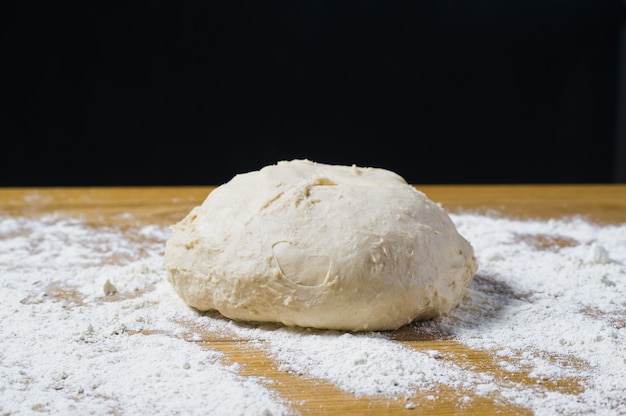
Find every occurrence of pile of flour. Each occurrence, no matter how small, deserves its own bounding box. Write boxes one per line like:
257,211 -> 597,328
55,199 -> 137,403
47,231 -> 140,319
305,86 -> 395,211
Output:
0,212 -> 624,415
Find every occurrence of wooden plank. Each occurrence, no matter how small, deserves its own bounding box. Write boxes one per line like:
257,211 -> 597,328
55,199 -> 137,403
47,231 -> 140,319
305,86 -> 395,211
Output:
1,185 -> 625,414
1,185 -> 624,226
416,184 -> 626,224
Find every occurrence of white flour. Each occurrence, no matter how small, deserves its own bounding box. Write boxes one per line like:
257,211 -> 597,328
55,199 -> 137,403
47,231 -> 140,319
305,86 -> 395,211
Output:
0,212 -> 625,415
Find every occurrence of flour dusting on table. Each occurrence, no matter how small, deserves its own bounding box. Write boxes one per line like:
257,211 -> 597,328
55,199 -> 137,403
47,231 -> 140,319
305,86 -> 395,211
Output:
0,213 -> 625,415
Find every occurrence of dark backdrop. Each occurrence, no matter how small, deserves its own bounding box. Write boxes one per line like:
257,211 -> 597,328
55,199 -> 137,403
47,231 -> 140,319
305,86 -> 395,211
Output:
2,1 -> 625,186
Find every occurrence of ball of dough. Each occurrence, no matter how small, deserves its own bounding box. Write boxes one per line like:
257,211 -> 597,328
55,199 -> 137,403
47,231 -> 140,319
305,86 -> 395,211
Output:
164,159 -> 477,331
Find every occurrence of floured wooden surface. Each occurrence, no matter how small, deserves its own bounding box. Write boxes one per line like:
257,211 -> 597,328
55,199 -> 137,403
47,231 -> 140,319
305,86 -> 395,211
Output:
1,186 -> 625,415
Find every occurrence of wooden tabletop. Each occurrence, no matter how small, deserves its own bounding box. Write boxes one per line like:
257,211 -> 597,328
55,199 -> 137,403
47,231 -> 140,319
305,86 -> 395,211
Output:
1,184 -> 625,227
2,185 -> 625,415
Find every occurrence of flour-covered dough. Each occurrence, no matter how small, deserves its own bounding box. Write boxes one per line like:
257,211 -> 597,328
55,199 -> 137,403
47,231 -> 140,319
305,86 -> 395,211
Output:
164,159 -> 477,331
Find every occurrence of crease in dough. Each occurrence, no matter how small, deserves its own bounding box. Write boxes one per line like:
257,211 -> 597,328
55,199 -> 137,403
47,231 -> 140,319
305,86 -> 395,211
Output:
271,240 -> 332,287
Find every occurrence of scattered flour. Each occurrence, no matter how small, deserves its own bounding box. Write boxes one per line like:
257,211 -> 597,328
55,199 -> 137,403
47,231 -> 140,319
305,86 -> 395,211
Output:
1,212 -> 625,415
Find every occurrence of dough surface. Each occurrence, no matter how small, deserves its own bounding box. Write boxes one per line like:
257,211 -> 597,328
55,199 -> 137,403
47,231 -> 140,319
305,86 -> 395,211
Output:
164,159 -> 477,331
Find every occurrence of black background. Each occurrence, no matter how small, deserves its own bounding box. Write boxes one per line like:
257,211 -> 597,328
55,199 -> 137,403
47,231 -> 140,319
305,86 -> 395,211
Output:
2,1 -> 625,186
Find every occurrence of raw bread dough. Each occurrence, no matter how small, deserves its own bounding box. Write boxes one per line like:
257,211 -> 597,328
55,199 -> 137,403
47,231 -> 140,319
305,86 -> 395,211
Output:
164,159 -> 477,331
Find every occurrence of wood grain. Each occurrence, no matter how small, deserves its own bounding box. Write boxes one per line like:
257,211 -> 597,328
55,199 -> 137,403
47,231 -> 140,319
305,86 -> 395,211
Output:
2,185 -> 625,415
1,185 -> 624,226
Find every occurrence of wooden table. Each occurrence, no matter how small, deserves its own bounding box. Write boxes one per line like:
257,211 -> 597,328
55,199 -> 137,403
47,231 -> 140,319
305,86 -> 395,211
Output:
2,185 -> 625,415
